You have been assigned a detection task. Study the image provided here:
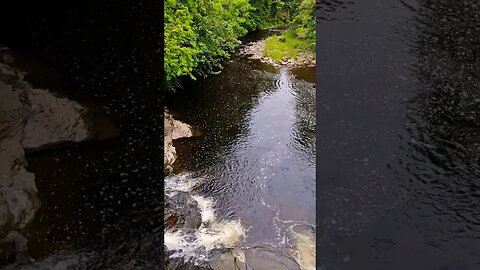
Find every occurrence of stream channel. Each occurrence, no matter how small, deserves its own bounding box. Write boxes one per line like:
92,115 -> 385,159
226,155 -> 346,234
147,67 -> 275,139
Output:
164,30 -> 316,269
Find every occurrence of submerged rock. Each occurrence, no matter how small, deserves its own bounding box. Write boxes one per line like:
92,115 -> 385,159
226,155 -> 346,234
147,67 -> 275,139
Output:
209,226 -> 315,270
164,191 -> 202,232
164,257 -> 212,270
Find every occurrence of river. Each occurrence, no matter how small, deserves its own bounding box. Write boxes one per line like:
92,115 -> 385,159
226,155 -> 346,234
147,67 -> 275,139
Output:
318,0 -> 480,269
164,30 -> 316,268
1,1 -> 164,269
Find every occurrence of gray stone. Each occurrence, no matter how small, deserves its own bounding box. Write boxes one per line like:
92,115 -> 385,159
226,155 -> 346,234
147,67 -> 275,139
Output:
0,63 -> 40,240
0,52 -> 99,248
1,47 -> 117,269
21,88 -> 90,150
164,108 -> 200,170
164,191 -> 202,232
210,246 -> 300,270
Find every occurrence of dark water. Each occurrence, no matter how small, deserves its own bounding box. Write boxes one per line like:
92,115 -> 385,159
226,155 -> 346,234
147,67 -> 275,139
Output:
318,0 -> 480,269
166,49 -> 316,249
1,1 -> 164,268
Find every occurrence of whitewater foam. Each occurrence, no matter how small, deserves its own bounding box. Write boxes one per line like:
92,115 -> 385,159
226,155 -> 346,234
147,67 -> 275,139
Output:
164,173 -> 245,264
290,227 -> 316,270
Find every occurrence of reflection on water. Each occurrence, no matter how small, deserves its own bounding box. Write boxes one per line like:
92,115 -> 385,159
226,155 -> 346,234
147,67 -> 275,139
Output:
166,52 -> 316,263
318,0 -> 480,269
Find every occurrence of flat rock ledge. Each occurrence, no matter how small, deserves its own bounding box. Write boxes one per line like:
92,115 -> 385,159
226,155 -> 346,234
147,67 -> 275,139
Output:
239,39 -> 315,68
0,50 -> 110,266
164,108 -> 200,172
163,245 -> 301,270
209,246 -> 301,270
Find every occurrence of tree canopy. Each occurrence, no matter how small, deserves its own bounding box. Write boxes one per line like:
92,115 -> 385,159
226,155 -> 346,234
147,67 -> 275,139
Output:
164,0 -> 315,89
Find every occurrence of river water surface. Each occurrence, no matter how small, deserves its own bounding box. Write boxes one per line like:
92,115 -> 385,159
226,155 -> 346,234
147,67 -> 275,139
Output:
165,33 -> 316,267
318,0 -> 480,269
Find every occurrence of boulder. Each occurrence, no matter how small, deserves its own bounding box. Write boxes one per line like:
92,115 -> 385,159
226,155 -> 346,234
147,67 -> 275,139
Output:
164,109 -> 200,170
0,63 -> 40,240
0,52 -> 104,253
164,191 -> 202,232
210,246 -> 300,270
21,88 -> 90,150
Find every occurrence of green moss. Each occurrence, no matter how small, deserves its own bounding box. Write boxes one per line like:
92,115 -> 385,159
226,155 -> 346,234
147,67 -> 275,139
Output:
263,30 -> 313,62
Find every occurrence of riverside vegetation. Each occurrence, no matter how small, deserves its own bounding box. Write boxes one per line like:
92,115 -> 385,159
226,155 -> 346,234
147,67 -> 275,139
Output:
165,0 -> 315,89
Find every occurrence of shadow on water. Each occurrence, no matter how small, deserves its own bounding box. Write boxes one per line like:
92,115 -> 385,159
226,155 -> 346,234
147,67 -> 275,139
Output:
1,0 -> 164,268
318,0 -> 480,269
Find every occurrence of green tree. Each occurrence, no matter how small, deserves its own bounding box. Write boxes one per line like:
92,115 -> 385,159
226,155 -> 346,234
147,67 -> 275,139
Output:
164,0 -> 252,88
164,0 -> 315,89
292,0 -> 316,47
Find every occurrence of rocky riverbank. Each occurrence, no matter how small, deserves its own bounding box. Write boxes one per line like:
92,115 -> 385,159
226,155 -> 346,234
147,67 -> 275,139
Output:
0,47 -> 117,267
239,39 -> 315,68
164,108 -> 200,174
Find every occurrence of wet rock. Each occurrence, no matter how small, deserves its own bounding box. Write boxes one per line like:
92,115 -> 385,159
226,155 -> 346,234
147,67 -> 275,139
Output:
0,63 -> 41,240
210,246 -> 300,270
290,225 -> 316,270
164,108 -> 200,170
165,165 -> 174,176
21,88 -> 90,150
164,257 -> 212,270
164,191 -> 202,232
164,213 -> 179,229
209,250 -> 246,270
1,49 -> 113,268
164,119 -> 177,170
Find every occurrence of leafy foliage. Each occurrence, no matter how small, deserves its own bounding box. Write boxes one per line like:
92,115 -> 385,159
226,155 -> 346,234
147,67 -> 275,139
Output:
243,0 -> 301,30
164,0 -> 315,89
165,0 -> 251,87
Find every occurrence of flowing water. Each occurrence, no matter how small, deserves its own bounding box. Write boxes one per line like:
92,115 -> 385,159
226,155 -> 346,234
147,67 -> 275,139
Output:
318,0 -> 480,269
164,34 -> 316,267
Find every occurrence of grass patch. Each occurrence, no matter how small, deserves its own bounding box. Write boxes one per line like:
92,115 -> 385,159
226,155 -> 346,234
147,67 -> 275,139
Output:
264,30 -> 314,62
